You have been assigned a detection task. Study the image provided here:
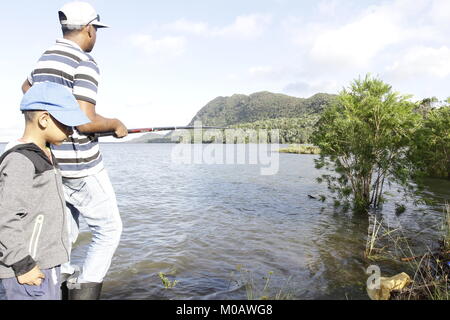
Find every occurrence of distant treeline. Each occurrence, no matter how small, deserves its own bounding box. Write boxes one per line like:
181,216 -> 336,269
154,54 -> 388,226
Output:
168,115 -> 320,144
231,115 -> 320,144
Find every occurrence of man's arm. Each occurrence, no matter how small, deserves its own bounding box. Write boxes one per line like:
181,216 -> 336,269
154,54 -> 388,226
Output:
21,79 -> 127,138
22,79 -> 32,94
76,100 -> 128,138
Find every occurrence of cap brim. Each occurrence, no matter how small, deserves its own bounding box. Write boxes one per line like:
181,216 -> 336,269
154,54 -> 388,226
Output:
49,109 -> 91,127
92,22 -> 110,28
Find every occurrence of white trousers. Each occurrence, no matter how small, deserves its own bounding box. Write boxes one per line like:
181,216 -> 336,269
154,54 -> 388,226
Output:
61,169 -> 122,283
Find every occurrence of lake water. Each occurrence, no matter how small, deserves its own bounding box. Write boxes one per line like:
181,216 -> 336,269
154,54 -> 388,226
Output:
0,143 -> 448,300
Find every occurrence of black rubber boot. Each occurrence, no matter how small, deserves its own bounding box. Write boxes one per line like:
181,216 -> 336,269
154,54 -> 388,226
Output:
60,270 -> 80,300
61,281 -> 69,300
67,282 -> 103,300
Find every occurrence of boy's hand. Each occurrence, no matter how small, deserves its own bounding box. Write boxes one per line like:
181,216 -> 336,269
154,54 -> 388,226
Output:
17,266 -> 45,286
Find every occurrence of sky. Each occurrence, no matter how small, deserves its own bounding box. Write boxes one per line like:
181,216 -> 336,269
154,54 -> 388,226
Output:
1,0 -> 449,142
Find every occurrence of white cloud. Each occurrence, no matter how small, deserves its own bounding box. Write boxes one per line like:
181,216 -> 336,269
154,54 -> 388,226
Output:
226,73 -> 239,80
386,46 -> 450,79
317,0 -> 341,16
309,5 -> 406,68
429,0 -> 450,27
163,19 -> 209,35
249,65 -> 305,79
214,14 -> 272,38
286,0 -> 442,71
249,66 -> 274,77
283,79 -> 340,97
164,14 -> 272,39
318,27 -> 395,67
130,34 -> 187,57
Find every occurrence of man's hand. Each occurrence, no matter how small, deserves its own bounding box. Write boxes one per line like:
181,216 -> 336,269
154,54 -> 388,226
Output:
17,265 -> 45,286
114,120 -> 128,139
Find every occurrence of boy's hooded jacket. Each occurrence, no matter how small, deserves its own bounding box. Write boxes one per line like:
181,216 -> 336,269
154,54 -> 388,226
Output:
0,143 -> 69,279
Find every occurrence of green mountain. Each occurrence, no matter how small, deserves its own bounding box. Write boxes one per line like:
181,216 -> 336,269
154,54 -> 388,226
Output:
130,91 -> 337,143
188,91 -> 336,127
127,132 -> 172,143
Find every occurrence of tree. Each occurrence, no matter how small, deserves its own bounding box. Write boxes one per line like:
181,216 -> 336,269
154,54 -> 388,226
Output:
409,105 -> 450,179
415,97 -> 439,117
312,75 -> 421,213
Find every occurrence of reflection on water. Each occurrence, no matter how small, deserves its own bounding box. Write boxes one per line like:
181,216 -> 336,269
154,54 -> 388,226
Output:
0,143 -> 448,300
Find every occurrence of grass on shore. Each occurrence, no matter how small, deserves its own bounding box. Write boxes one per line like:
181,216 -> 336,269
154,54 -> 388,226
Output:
278,144 -> 321,155
365,204 -> 450,300
444,203 -> 450,252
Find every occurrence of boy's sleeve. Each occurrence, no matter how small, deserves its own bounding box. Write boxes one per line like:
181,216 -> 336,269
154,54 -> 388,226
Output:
0,153 -> 37,276
73,58 -> 100,106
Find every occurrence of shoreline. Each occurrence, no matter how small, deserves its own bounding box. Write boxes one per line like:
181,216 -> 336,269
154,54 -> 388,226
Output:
277,144 -> 321,155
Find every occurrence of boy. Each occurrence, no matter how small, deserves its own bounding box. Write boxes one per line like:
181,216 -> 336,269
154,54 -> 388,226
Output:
0,82 -> 90,300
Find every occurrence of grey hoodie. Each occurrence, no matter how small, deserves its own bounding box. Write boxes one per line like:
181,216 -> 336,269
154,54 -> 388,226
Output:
0,143 -> 69,279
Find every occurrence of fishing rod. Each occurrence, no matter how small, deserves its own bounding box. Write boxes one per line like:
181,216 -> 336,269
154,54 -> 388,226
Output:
90,126 -> 229,138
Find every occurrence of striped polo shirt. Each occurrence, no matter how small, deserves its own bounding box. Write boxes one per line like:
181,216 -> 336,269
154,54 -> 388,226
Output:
28,38 -> 104,178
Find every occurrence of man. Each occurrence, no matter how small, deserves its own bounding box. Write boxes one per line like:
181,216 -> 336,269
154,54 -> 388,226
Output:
21,1 -> 128,300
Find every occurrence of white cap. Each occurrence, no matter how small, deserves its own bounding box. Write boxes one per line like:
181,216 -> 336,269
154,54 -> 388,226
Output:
59,1 -> 109,28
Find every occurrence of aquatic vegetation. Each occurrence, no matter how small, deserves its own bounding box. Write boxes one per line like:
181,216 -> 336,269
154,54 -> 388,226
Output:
444,203 -> 450,252
395,204 -> 406,215
390,245 -> 449,300
364,215 -> 399,261
159,272 -> 179,289
230,265 -> 294,300
365,205 -> 450,300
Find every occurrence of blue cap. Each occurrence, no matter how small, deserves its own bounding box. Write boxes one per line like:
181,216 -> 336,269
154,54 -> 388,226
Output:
20,82 -> 91,127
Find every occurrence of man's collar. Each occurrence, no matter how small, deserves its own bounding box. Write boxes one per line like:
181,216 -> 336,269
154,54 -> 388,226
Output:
56,38 -> 83,52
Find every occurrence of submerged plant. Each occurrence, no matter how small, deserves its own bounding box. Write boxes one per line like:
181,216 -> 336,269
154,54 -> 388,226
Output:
364,215 -> 399,261
444,203 -> 450,252
230,265 -> 294,300
159,272 -> 179,289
